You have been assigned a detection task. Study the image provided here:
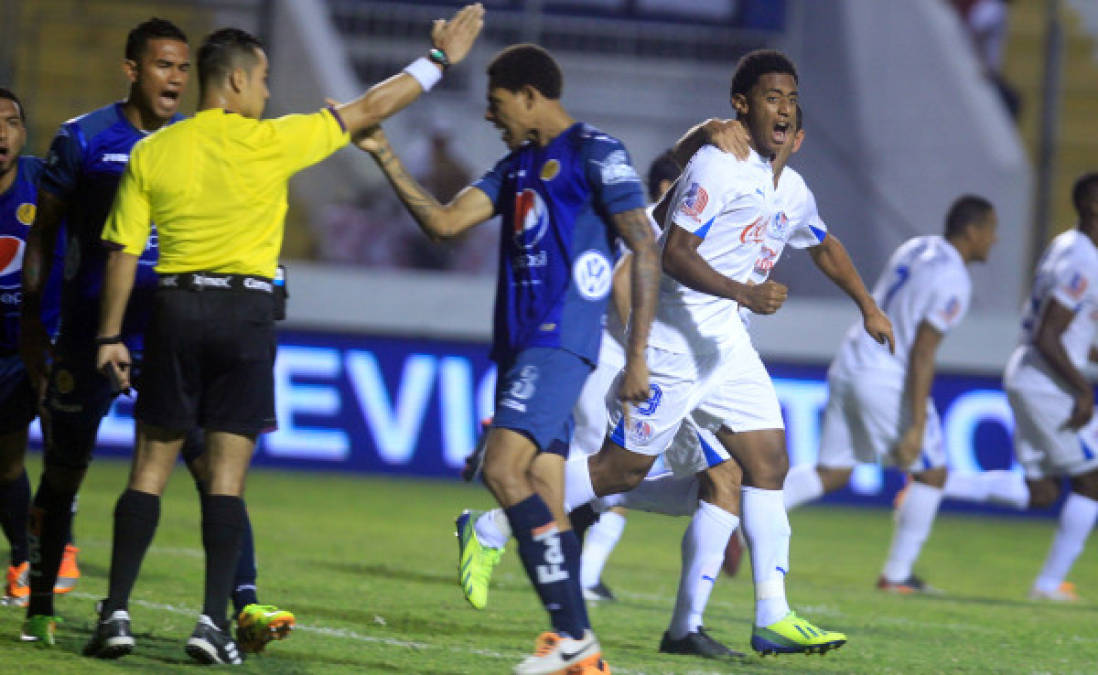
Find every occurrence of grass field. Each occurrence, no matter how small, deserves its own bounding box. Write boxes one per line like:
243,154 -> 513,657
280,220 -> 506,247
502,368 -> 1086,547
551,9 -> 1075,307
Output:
1,455 -> 1096,674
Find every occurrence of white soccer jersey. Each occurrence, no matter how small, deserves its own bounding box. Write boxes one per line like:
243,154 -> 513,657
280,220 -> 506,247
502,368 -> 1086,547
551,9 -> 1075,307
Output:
648,146 -> 778,355
1013,229 -> 1098,373
831,235 -> 971,380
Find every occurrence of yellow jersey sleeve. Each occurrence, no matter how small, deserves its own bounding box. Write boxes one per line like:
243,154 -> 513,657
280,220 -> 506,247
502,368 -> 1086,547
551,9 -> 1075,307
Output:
101,144 -> 152,256
268,107 -> 350,176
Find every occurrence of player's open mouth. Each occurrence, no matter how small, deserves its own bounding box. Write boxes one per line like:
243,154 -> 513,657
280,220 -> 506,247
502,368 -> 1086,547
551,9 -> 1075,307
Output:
0,146 -> 9,162
159,90 -> 180,107
772,122 -> 789,145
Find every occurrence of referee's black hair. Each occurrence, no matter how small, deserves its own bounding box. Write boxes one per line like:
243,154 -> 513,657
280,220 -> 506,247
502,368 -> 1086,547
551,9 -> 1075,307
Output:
730,49 -> 797,99
198,28 -> 265,91
487,44 -> 562,100
1072,172 -> 1098,217
125,18 -> 188,62
0,88 -> 25,121
646,150 -> 679,202
944,195 -> 994,239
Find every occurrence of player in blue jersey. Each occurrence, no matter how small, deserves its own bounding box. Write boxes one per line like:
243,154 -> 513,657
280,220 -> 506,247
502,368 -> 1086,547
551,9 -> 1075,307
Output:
357,43 -> 659,675
17,19 -> 291,651
0,89 -> 66,608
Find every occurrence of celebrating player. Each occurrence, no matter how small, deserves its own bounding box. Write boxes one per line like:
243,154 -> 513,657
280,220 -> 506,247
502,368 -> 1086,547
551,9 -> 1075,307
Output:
782,195 -> 998,593
357,43 -> 659,675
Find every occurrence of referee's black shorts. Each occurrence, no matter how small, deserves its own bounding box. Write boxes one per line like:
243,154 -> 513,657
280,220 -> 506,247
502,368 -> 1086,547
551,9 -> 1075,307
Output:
136,274 -> 277,436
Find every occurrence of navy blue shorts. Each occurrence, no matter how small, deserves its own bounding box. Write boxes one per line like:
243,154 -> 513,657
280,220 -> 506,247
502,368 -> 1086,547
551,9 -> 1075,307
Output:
0,354 -> 37,435
492,347 -> 593,456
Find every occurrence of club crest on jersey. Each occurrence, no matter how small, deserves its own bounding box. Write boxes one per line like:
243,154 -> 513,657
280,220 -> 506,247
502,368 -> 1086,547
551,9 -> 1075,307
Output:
16,203 -> 36,226
680,182 -> 708,222
769,211 -> 789,239
0,236 -> 25,276
940,297 -> 961,323
513,188 -> 550,250
572,250 -> 612,301
540,159 -> 560,182
1067,272 -> 1088,300
628,418 -> 653,443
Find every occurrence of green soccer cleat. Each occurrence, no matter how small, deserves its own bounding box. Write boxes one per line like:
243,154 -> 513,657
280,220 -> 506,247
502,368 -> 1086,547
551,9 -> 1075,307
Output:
455,509 -> 504,609
235,604 -> 295,653
751,612 -> 846,656
21,615 -> 61,646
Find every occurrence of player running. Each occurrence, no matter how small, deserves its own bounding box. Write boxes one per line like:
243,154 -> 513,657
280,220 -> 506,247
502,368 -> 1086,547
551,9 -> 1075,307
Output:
17,18 -> 290,650
358,43 -> 659,675
0,89 -> 66,608
782,195 -> 998,593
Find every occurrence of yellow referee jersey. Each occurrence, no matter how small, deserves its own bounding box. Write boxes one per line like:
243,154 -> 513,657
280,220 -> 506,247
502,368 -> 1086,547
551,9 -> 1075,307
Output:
102,107 -> 349,277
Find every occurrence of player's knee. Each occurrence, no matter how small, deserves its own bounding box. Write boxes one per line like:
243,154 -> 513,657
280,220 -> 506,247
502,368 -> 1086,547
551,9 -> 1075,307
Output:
817,466 -> 853,493
589,448 -> 651,494
1069,470 -> 1098,501
912,466 -> 947,488
1026,479 -> 1059,509
482,458 -> 530,502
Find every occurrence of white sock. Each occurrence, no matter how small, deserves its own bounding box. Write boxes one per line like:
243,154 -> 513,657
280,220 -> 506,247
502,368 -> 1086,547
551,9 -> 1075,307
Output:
1033,492 -> 1098,593
942,470 -> 1029,510
783,463 -> 825,510
619,473 -> 699,517
669,501 -> 739,639
742,487 -> 791,627
580,510 -> 627,589
474,508 -> 511,549
563,456 -> 597,513
881,481 -> 943,583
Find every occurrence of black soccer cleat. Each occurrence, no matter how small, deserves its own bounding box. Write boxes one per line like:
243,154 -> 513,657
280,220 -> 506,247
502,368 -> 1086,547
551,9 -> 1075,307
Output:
659,626 -> 746,660
582,581 -> 617,602
185,615 -> 244,665
82,607 -> 136,659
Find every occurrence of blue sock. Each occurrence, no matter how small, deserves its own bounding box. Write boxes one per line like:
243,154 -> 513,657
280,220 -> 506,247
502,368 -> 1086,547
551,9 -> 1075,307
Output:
505,494 -> 586,639
0,470 -> 30,565
560,528 -> 589,631
231,509 -> 259,614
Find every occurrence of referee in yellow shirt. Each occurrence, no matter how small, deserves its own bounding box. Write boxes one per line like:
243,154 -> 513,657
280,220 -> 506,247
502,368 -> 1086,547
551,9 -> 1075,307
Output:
89,6 -> 483,664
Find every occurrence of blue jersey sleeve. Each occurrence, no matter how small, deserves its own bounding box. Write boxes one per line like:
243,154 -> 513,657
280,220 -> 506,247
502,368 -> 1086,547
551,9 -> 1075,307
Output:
583,136 -> 646,217
472,156 -> 510,215
39,123 -> 84,199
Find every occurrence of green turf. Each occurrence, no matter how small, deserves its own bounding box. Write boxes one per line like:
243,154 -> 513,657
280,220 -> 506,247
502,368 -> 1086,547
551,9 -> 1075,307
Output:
1,455 -> 1096,673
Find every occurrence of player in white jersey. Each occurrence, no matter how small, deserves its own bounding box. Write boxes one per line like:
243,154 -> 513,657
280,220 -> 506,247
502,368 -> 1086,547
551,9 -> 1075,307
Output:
1001,172 -> 1098,601
782,195 -> 998,593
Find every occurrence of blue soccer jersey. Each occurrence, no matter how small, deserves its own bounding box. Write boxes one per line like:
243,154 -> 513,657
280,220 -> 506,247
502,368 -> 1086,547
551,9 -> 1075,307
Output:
474,123 -> 646,364
0,156 -> 63,352
40,102 -> 180,350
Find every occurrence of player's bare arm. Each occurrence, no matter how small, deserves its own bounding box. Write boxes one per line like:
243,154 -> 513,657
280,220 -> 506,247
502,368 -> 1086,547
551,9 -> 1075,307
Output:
610,207 -> 659,402
1035,298 -> 1094,429
662,224 -> 787,314
94,249 -> 140,391
807,233 -> 895,353
894,320 -> 943,467
609,252 -> 633,328
18,188 -> 65,389
356,125 -> 493,241
671,118 -> 750,167
335,4 -> 484,135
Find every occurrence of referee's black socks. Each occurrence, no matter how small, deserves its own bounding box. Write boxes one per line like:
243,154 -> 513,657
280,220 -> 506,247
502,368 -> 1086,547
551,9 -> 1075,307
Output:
102,489 -> 160,616
201,494 -> 247,631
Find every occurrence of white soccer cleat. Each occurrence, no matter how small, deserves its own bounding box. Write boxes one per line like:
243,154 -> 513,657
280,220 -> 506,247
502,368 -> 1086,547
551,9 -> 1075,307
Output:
513,629 -> 602,675
1029,581 -> 1078,602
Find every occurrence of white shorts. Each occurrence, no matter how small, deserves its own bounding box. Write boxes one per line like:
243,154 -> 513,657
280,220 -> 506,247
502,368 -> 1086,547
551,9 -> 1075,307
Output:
818,371 -> 945,472
571,333 -> 625,458
663,415 -> 730,477
1005,379 -> 1098,480
606,339 -> 784,457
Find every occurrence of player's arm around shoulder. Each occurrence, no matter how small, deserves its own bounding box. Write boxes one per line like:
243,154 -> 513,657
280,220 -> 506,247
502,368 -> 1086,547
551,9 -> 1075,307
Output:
353,125 -> 492,240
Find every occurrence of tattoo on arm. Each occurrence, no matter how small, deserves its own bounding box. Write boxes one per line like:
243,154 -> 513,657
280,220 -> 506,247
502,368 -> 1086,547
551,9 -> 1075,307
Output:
372,144 -> 446,237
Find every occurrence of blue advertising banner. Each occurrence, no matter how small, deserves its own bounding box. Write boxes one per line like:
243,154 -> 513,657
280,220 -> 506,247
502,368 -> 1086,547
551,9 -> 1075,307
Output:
31,328 -> 1037,513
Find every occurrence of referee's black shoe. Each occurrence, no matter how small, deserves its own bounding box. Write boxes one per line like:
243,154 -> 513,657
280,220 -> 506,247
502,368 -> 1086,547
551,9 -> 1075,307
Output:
659,626 -> 746,660
185,615 -> 244,665
83,602 -> 135,659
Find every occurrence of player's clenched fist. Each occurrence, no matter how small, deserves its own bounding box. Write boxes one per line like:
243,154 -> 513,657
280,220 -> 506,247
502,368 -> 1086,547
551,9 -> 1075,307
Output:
617,360 -> 651,403
740,280 -> 787,314
431,3 -> 485,66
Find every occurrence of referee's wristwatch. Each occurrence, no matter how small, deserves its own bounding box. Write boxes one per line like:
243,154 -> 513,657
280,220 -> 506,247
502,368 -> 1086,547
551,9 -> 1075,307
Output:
428,48 -> 450,70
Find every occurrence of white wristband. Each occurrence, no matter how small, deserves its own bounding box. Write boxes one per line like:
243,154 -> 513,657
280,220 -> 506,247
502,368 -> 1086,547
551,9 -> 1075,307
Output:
403,56 -> 442,92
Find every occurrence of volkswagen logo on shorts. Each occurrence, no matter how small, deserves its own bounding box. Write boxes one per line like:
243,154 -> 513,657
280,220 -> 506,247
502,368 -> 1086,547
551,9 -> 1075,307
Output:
0,236 -> 25,277
572,250 -> 612,301
513,188 -> 549,250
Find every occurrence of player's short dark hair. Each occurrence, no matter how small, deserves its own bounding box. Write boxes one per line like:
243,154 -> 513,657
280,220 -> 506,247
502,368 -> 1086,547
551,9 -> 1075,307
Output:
0,88 -> 25,121
646,150 -> 680,202
487,44 -> 562,100
125,18 -> 188,62
198,28 -> 264,91
1071,172 -> 1098,216
944,194 -> 994,239
730,49 -> 797,99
